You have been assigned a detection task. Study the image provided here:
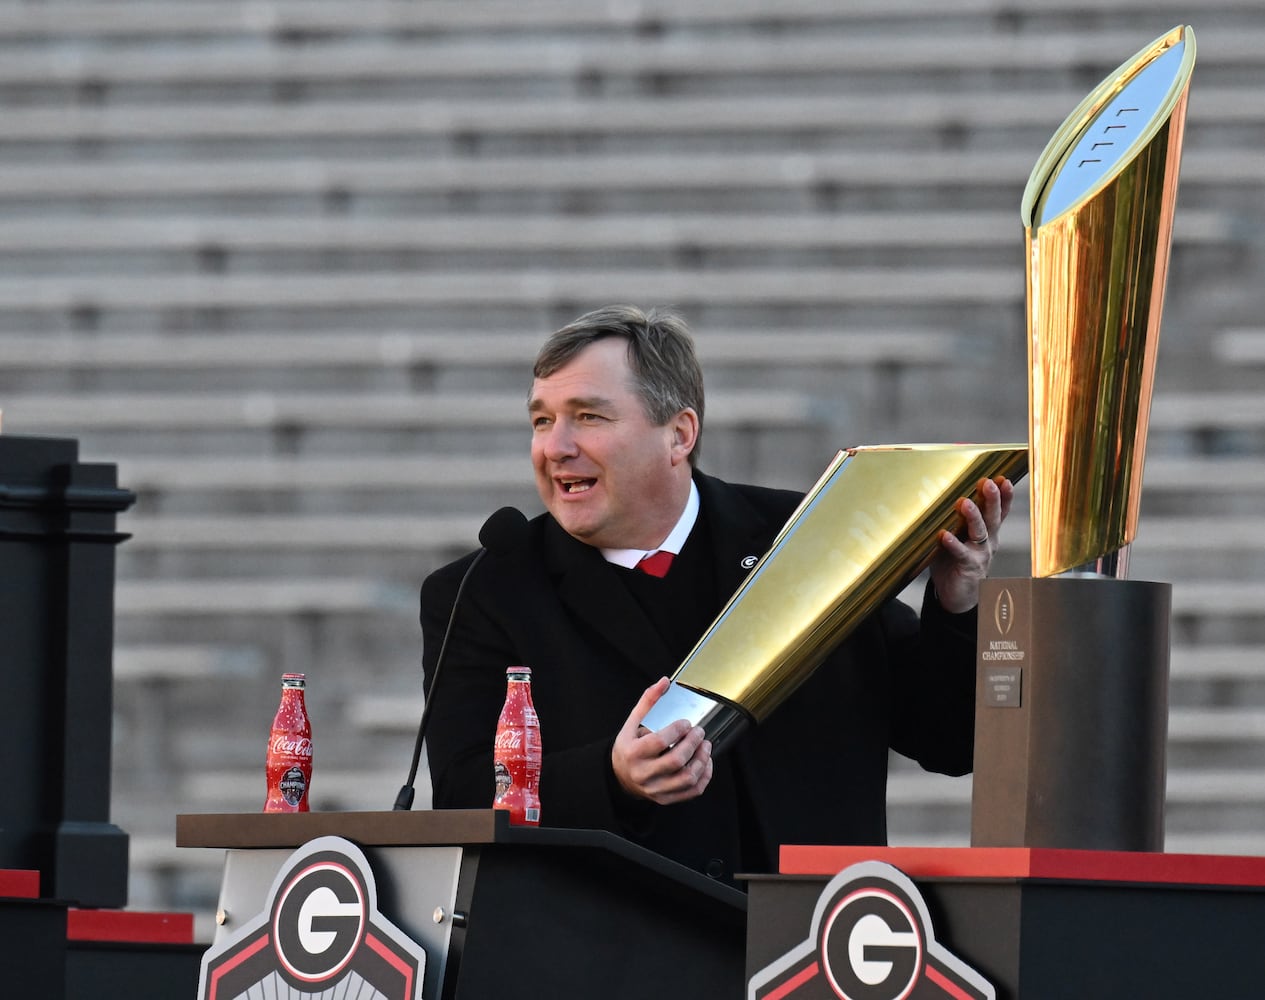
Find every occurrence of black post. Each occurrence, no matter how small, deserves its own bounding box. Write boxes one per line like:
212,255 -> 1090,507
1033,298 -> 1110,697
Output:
0,436 -> 135,906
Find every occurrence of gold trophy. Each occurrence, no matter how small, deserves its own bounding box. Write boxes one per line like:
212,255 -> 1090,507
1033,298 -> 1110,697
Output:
971,26 -> 1195,851
641,443 -> 1027,752
1025,24 -> 1195,579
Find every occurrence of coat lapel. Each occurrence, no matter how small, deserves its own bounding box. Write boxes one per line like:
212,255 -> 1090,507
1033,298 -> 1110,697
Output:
694,471 -> 785,603
542,518 -> 675,682
537,475 -> 789,684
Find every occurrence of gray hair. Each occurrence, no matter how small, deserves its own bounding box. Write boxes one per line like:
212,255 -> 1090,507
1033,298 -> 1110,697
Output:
533,304 -> 705,466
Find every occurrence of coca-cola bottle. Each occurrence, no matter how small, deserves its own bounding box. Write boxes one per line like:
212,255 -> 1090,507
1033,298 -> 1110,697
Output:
264,672 -> 313,813
493,666 -> 542,826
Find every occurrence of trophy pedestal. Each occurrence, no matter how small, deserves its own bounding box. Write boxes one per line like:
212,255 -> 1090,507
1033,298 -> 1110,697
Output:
970,576 -> 1171,851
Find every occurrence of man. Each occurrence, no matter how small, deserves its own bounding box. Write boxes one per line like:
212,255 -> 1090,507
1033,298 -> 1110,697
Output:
421,304 -> 1013,885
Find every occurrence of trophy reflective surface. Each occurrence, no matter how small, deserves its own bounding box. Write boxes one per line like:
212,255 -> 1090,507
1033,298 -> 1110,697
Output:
1024,25 -> 1195,579
972,26 -> 1194,852
641,443 -> 1027,753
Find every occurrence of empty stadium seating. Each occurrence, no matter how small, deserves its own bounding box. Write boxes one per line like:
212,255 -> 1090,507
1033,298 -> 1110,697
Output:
2,0 -> 1263,937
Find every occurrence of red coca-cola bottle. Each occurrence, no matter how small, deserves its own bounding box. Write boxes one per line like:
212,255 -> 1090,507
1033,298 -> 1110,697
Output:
264,672 -> 313,813
493,666 -> 542,826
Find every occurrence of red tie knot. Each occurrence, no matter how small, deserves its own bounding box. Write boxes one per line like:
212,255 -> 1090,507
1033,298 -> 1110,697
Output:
636,550 -> 674,578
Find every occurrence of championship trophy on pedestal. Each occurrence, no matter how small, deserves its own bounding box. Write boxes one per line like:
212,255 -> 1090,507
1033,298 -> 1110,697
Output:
970,26 -> 1197,851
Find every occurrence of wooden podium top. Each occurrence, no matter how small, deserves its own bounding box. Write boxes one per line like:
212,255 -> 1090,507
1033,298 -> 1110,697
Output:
177,808 -> 511,849
778,845 -> 1265,888
177,808 -> 748,913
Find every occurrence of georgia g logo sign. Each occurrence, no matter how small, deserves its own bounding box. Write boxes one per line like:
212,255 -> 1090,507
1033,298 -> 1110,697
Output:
749,862 -> 993,1000
271,856 -> 367,985
821,886 -> 922,999
198,837 -> 425,1000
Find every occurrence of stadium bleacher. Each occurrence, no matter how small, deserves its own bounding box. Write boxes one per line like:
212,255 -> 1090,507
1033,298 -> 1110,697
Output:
1,0 -> 1262,937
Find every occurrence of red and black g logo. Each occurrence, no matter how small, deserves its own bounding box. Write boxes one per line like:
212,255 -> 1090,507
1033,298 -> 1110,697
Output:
198,837 -> 425,1000
819,885 -> 923,1000
748,862 -> 993,1000
271,854 -> 368,987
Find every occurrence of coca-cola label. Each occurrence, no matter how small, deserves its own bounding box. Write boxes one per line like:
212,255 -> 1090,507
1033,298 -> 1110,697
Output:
494,729 -> 524,752
279,766 -> 308,807
271,735 -> 314,758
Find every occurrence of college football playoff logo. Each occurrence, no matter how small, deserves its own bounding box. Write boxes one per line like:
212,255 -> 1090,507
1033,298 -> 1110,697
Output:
197,836 -> 425,1000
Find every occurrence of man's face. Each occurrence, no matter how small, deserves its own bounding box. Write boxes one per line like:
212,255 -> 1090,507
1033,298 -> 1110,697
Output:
529,337 -> 696,550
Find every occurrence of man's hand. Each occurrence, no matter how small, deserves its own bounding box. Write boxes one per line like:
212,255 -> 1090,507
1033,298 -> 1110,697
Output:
611,677 -> 713,805
930,475 -> 1015,614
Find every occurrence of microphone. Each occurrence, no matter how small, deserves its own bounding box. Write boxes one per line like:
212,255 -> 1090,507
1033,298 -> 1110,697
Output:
393,506 -> 529,810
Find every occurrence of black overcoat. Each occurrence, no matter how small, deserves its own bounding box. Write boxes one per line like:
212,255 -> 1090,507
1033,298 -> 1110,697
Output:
420,471 -> 977,884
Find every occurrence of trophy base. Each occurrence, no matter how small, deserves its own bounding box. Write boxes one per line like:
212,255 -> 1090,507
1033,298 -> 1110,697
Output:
639,682 -> 752,758
971,576 -> 1171,852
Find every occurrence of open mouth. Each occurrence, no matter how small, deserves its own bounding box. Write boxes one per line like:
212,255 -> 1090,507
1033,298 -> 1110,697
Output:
560,478 -> 596,494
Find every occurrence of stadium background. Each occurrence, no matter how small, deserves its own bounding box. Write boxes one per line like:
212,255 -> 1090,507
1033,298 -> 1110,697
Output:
0,1 -> 1262,938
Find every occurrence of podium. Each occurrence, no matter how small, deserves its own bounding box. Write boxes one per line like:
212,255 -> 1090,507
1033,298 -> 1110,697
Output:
177,809 -> 747,999
0,436 -> 208,996
747,846 -> 1265,999
0,435 -> 134,907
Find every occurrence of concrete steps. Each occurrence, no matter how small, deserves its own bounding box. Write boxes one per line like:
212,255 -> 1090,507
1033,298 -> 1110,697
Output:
0,0 -> 1260,922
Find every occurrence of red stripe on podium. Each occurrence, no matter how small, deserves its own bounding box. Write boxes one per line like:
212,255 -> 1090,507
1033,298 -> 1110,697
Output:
926,962 -> 978,999
67,908 -> 195,944
764,960 -> 819,999
778,846 -> 1265,887
0,870 -> 40,899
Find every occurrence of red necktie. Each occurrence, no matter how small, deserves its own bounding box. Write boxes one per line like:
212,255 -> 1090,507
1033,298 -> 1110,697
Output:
636,550 -> 674,578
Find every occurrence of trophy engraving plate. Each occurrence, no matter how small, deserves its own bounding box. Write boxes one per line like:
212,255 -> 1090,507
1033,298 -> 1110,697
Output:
983,667 -> 1022,708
